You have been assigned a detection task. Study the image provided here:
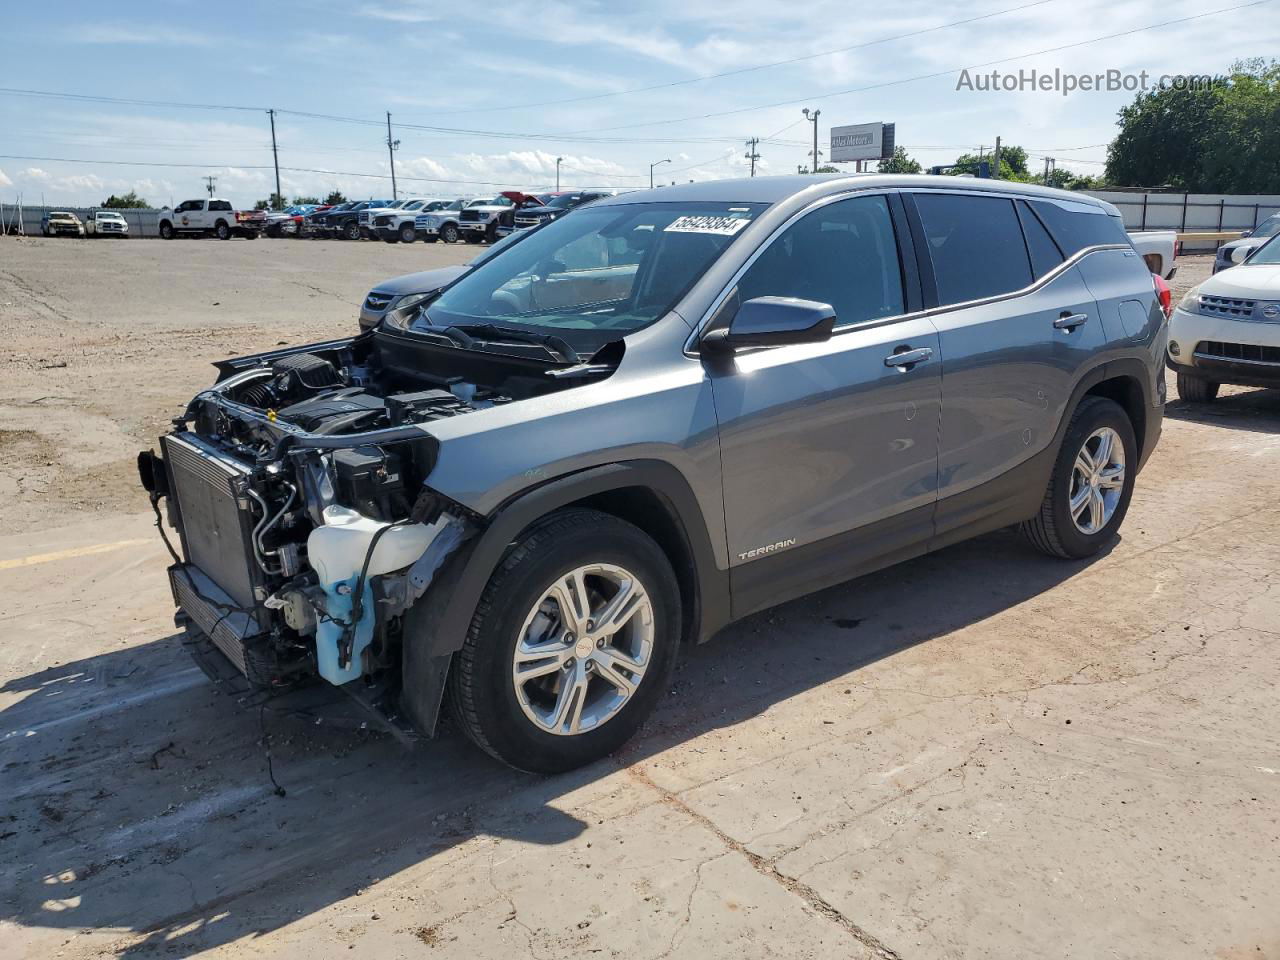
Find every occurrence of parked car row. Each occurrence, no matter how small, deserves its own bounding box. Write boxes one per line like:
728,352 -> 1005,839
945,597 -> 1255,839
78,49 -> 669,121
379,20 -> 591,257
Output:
268,189 -> 624,245
40,209 -> 132,238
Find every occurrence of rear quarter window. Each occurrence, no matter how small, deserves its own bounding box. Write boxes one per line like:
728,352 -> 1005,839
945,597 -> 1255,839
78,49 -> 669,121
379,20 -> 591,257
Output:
914,193 -> 1033,305
1029,199 -> 1128,257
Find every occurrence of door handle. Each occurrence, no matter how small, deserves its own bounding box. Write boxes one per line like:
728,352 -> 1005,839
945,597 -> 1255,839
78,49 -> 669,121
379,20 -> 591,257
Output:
1054,311 -> 1089,331
884,346 -> 934,369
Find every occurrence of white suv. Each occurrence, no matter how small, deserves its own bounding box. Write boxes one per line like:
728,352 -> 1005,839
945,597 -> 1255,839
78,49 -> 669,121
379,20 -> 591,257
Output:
1168,233 -> 1280,401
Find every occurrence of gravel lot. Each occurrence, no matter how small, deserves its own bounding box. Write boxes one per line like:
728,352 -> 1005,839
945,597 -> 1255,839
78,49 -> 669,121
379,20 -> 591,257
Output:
2,239 -> 1278,960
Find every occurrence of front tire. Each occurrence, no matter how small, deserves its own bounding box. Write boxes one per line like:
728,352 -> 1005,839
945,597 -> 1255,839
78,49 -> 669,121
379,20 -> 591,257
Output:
448,509 -> 680,774
343,221 -> 360,241
440,223 -> 459,244
1176,371 -> 1219,403
1021,396 -> 1136,560
159,221 -> 174,239
400,223 -> 416,243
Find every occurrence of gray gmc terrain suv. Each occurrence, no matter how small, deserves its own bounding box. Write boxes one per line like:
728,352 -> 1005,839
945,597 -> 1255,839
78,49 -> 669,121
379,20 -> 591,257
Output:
139,175 -> 1165,772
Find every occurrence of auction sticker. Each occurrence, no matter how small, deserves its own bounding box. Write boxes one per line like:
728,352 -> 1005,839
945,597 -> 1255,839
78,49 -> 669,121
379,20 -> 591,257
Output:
664,215 -> 751,236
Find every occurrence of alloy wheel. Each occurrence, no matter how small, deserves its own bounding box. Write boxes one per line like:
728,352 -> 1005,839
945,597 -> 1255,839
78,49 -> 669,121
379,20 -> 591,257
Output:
1069,426 -> 1126,535
510,563 -> 653,736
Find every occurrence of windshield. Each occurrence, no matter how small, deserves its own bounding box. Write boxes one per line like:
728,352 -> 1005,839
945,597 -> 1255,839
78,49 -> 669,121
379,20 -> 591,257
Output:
418,200 -> 767,349
1256,215 -> 1280,239
100,213 -> 125,221
1246,233 -> 1280,265
546,194 -> 585,209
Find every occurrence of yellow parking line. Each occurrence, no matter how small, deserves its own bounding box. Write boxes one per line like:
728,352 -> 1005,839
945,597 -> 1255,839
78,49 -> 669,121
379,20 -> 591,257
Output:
0,539 -> 153,571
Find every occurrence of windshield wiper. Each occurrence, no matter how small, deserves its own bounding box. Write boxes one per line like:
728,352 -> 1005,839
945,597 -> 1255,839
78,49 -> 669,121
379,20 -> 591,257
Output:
446,323 -> 579,364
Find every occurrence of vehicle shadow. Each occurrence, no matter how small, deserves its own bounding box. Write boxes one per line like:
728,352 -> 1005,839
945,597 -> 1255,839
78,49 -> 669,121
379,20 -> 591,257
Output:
1,528 -> 1107,956
1164,386 -> 1280,433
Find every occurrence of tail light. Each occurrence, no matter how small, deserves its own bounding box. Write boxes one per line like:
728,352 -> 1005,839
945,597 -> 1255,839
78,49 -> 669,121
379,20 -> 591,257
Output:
1152,273 -> 1172,319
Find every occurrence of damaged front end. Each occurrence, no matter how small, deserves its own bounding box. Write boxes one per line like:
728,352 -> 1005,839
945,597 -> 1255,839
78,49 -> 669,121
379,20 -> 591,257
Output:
137,330 -> 578,737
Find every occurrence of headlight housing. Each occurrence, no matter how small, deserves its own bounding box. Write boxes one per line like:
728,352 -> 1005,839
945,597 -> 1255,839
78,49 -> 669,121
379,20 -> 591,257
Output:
1177,284 -> 1202,314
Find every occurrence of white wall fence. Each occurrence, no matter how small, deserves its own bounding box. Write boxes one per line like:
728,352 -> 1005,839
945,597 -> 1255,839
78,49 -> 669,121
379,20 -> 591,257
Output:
1085,191 -> 1280,250
0,204 -> 164,237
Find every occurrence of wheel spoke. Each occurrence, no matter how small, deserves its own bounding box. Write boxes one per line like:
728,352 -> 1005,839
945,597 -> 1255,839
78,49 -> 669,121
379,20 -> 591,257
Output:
548,666 -> 589,734
591,578 -> 645,636
1093,430 -> 1113,469
513,644 -> 566,681
549,571 -> 590,634
1075,446 -> 1095,475
1097,465 -> 1125,490
1069,484 -> 1092,519
593,649 -> 644,697
1089,488 -> 1105,530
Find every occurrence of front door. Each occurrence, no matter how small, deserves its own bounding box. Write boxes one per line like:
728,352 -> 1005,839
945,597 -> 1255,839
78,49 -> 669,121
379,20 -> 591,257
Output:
708,193 -> 942,617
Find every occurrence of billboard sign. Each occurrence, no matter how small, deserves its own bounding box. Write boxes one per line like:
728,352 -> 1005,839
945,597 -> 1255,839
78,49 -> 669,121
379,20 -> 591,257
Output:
830,122 -> 895,163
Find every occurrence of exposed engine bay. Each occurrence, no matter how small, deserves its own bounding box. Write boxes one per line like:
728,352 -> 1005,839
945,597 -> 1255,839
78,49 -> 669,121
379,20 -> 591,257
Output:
138,328 -> 616,731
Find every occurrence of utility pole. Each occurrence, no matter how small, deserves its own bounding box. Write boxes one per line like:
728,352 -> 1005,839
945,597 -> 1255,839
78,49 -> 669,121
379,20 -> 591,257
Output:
744,138 -> 760,177
268,109 -> 282,208
992,136 -> 1002,180
385,112 -> 400,200
802,107 -> 821,174
650,158 -> 670,189
203,175 -> 217,198
555,156 -> 564,191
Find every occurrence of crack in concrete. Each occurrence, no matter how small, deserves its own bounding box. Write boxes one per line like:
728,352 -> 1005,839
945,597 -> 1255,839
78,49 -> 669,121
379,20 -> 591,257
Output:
628,766 -> 904,960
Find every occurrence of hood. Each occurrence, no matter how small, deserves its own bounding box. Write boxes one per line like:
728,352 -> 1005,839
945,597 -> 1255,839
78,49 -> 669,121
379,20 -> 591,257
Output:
1202,263 -> 1280,295
1220,237 -> 1267,253
366,265 -> 469,298
500,191 -> 546,209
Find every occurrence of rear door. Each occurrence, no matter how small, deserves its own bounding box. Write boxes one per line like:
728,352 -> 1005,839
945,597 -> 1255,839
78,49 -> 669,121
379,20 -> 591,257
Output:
907,190 -> 1104,540
709,192 -> 942,615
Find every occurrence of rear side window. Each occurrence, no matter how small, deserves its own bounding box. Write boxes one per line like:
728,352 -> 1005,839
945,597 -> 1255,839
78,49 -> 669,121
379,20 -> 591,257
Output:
736,194 -> 905,326
914,193 -> 1032,305
1015,200 -> 1064,279
1029,200 -> 1128,257
209,200 -> 233,212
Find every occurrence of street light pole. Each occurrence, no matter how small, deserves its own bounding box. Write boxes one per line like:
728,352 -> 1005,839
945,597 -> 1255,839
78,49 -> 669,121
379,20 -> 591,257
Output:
556,156 -> 564,191
802,107 -> 821,173
650,158 -> 670,189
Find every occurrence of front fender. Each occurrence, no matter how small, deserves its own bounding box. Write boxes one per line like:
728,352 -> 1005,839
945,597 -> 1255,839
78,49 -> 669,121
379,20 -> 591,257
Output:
399,459 -> 731,736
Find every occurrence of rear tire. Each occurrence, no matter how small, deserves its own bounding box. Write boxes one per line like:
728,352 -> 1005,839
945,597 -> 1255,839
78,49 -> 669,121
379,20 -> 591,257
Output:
1176,371 -> 1219,403
1021,396 -> 1136,560
448,509 -> 680,774
215,221 -> 231,240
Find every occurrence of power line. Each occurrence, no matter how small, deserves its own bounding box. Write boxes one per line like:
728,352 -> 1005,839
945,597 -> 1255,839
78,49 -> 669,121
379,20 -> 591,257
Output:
410,0 -> 1058,116
569,0 -> 1272,133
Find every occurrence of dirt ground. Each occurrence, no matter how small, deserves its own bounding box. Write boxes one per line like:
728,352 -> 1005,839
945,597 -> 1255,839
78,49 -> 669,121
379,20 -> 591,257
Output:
1,239 -> 1278,960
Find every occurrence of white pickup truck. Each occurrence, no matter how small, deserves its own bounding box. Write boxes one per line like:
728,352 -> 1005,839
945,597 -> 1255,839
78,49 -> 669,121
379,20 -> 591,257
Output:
1127,230 -> 1178,280
158,199 -> 265,240
84,210 -> 130,237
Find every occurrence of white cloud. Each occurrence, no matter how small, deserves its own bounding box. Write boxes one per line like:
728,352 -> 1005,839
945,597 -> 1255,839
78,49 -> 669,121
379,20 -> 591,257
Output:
358,2 -> 437,22
66,24 -> 217,46
0,168 -> 12,188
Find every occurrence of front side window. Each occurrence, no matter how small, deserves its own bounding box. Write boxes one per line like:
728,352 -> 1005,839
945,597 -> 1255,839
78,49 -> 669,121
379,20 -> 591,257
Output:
735,194 -> 904,325
418,201 -> 766,350
915,193 -> 1033,305
1254,214 -> 1280,239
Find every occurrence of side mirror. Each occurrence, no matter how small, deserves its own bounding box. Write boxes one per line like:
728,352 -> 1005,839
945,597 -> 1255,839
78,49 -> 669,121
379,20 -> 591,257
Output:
1231,245 -> 1252,265
1240,229 -> 1252,238
702,296 -> 836,353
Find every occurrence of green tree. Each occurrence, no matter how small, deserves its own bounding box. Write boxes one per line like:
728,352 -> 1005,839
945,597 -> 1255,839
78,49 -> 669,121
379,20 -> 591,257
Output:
1105,76 -> 1227,189
292,195 -> 321,205
947,145 -> 1030,181
254,192 -> 287,211
877,146 -> 922,174
324,190 -> 348,205
101,191 -> 151,209
1200,58 -> 1280,193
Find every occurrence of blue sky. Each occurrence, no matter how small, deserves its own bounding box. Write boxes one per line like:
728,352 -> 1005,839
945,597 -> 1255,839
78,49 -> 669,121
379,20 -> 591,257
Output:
2,0 -> 1276,207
